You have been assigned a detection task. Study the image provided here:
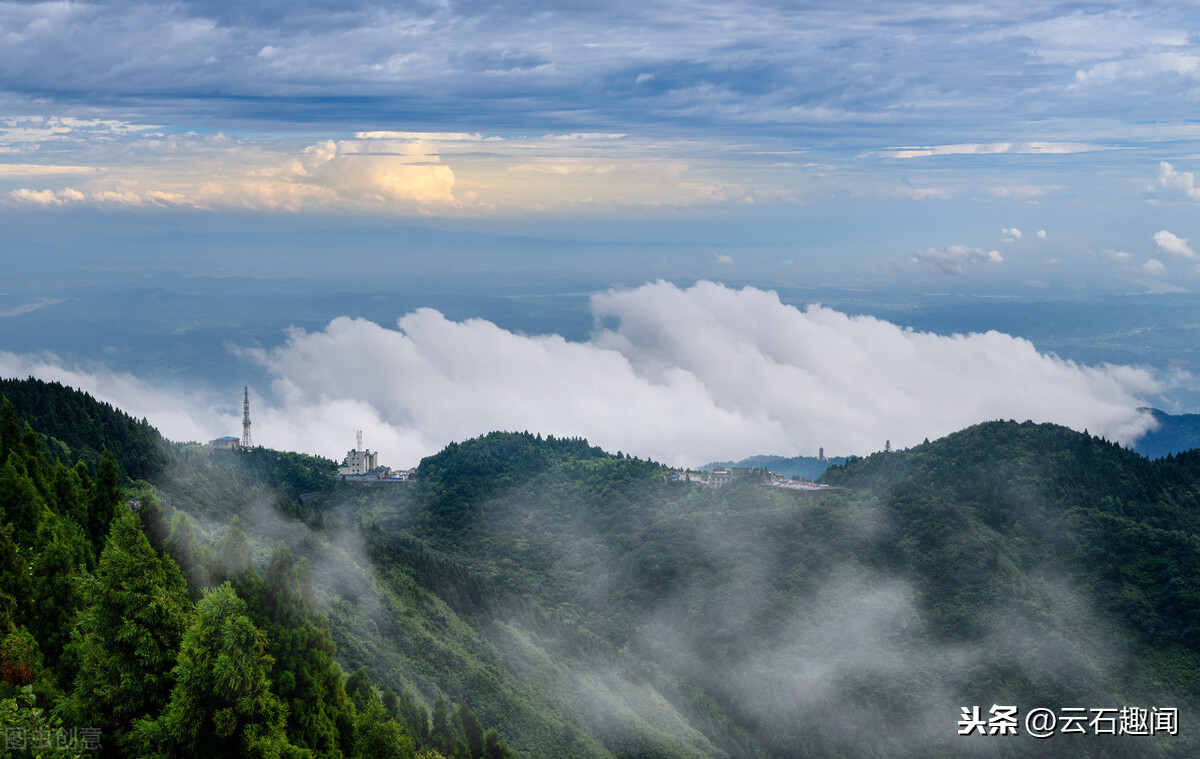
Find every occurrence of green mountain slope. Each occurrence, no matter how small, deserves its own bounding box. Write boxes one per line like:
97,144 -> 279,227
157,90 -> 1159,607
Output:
0,376 -> 172,479
5,375 -> 1200,757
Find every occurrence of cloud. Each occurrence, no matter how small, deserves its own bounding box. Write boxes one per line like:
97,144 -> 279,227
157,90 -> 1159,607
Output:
911,245 -> 1003,275
986,186 -> 1063,200
882,143 -> 1109,159
715,253 -> 734,264
1153,161 -> 1200,202
1142,258 -> 1168,277
0,163 -> 99,177
1,283 -> 1159,467
6,135 -> 460,212
1037,230 -> 1047,239
1106,250 -> 1134,263
1153,229 -> 1196,259
2,129 -> 795,214
1001,228 -> 1022,242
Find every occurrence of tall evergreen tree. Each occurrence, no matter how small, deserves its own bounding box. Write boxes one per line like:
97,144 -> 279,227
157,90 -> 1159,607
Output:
72,510 -> 193,752
164,511 -> 208,597
261,543 -> 350,759
0,457 -> 45,550
133,582 -> 300,758
87,449 -> 122,550
51,462 -> 93,557
210,515 -> 252,587
482,730 -> 513,759
429,696 -> 466,758
353,693 -> 414,759
345,668 -> 373,715
0,398 -> 18,466
27,510 -> 90,667
0,519 -> 29,631
397,691 -> 430,748
453,702 -> 484,759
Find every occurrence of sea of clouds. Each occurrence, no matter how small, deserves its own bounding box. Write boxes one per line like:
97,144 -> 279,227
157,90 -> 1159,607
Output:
0,281 -> 1160,467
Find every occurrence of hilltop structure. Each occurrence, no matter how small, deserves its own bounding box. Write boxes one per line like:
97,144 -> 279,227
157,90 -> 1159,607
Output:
208,435 -> 240,452
339,430 -> 379,476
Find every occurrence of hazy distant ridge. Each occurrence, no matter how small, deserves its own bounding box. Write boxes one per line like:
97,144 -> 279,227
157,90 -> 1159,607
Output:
1133,407 -> 1200,459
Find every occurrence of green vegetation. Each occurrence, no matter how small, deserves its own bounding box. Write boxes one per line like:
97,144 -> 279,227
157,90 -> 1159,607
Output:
4,377 -> 1200,757
0,379 -> 512,759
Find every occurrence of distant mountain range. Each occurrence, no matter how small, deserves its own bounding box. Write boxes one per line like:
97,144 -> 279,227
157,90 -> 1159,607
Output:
1134,407 -> 1200,459
706,408 -> 1200,475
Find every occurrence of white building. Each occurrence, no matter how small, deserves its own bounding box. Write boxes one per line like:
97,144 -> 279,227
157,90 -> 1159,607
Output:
338,430 -> 379,476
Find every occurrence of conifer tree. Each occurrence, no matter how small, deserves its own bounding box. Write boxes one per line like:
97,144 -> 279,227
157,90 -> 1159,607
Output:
87,449 -> 122,549
0,457 -> 46,549
27,510 -> 90,666
482,730 -> 513,759
261,543 -> 350,758
453,702 -> 484,759
164,511 -> 208,597
0,520 -> 31,633
345,668 -> 373,714
397,691 -> 430,748
353,693 -> 414,759
0,398 -> 18,466
72,510 -> 193,749
51,463 -> 93,562
19,423 -> 49,496
429,696 -> 466,758
134,582 -> 299,758
210,515 -> 251,587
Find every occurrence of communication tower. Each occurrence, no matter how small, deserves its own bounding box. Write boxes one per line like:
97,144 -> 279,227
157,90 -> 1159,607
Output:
356,429 -> 364,452
242,387 -> 253,448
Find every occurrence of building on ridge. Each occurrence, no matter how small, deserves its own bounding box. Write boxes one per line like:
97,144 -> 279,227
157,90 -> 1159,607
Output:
338,430 -> 379,476
208,436 -> 240,452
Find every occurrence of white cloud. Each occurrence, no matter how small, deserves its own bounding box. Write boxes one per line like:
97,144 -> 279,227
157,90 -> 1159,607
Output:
1154,229 -> 1196,259
1142,258 -> 1168,277
883,142 -> 1109,159
0,163 -> 99,176
1037,230 -> 1047,239
715,253 -> 734,264
1001,227 -> 1022,242
911,245 -> 1003,275
6,136 -> 460,212
0,283 -> 1159,467
1106,250 -> 1134,262
1153,162 -> 1200,202
986,185 -> 1063,200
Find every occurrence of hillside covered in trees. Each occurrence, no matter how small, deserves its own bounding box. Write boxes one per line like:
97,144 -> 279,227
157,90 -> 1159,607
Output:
3,377 -> 1200,757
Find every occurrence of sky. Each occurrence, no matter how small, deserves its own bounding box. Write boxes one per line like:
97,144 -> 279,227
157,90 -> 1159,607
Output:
3,1 -> 1200,464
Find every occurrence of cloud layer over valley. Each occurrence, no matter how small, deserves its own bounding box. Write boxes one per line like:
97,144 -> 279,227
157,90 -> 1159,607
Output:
0,282 -> 1160,467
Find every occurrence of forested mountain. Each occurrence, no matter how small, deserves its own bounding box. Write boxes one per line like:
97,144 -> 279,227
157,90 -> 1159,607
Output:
3,376 -> 1200,757
0,377 -> 171,480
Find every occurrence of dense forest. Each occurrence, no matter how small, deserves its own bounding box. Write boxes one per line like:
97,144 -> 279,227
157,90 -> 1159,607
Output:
2,377 -> 1200,757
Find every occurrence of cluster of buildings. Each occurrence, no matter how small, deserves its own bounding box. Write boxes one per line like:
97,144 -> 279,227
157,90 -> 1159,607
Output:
669,465 -> 836,492
336,430 -> 416,483
205,390 -> 415,483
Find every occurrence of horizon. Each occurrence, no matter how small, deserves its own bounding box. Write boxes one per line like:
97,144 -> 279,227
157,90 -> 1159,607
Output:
4,1 -> 1200,464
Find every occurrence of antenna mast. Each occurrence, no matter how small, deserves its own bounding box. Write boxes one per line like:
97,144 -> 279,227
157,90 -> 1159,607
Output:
242,387 -> 253,448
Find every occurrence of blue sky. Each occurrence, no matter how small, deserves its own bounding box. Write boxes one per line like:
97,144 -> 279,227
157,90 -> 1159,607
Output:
3,1 -> 1200,462
2,0 -> 1199,273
